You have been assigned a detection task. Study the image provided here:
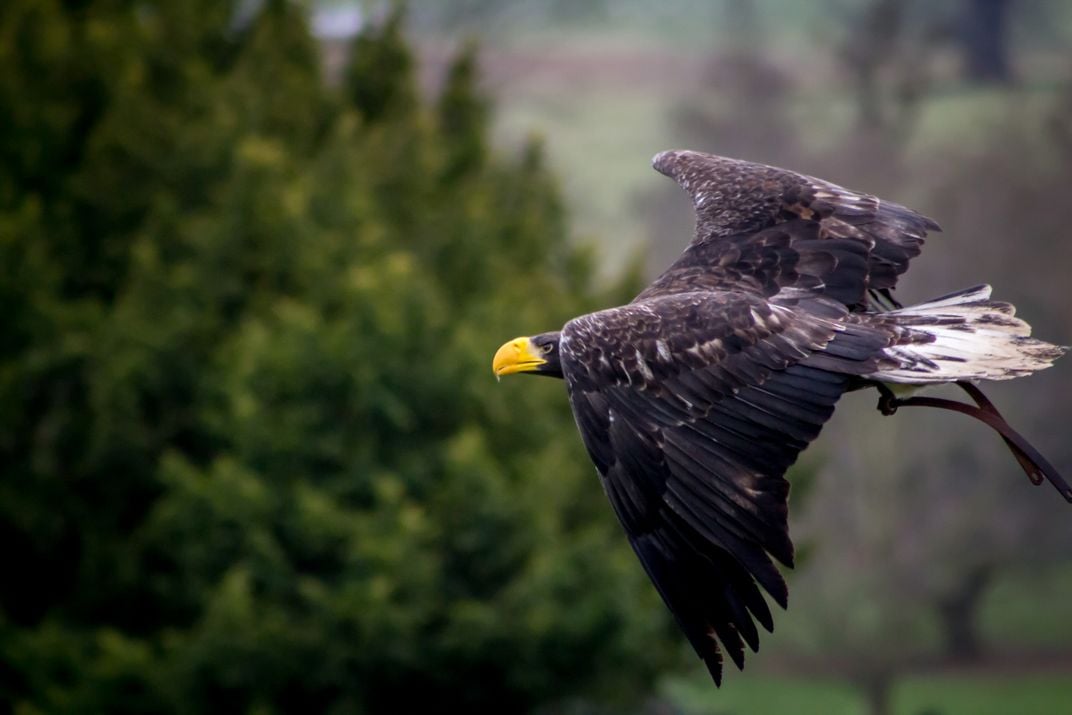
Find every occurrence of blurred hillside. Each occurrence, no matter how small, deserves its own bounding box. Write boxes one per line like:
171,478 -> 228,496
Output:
405,0 -> 1072,273
3,1 -> 1072,714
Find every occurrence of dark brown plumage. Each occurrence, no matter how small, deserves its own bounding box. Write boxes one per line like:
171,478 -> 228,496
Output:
492,151 -> 1067,685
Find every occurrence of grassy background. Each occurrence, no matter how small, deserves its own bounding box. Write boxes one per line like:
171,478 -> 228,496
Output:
665,672 -> 1072,715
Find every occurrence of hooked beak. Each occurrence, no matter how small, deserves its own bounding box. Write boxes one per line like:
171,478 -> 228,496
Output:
492,336 -> 546,379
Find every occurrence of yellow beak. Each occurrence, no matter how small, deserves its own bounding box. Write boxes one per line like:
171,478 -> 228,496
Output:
492,336 -> 546,378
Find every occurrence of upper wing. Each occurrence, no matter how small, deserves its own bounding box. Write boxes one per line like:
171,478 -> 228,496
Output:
639,150 -> 940,309
560,291 -> 887,684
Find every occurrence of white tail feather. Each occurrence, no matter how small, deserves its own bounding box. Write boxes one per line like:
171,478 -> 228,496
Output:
868,284 -> 1067,384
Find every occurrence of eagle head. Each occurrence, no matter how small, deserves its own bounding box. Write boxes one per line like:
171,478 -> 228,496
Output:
492,331 -> 563,379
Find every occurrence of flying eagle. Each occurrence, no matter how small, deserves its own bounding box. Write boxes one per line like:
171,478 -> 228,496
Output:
491,151 -> 1068,685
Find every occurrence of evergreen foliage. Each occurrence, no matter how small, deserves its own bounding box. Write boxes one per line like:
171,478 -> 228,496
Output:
0,3 -> 670,712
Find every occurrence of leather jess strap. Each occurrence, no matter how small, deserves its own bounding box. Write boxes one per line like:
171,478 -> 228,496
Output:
877,381 -> 1072,503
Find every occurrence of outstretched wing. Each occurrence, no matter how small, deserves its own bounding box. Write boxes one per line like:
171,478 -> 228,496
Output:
560,291 -> 887,683
639,151 -> 940,309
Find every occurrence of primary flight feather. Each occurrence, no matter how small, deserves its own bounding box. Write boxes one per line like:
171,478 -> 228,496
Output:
491,150 -> 1068,685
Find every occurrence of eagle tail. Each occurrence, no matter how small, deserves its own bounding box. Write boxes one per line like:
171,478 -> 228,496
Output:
863,285 -> 1071,502
868,284 -> 1067,384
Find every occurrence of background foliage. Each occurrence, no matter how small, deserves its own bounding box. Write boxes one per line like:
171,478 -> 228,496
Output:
0,2 -> 668,713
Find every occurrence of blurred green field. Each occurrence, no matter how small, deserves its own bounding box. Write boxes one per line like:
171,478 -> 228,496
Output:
980,562 -> 1072,648
664,672 -> 1072,715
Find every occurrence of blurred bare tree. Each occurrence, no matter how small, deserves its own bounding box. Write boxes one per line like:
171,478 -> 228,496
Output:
838,0 -> 938,139
961,0 -> 1014,83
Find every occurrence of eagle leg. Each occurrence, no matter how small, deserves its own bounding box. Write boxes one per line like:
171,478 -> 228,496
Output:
876,384 -> 1072,504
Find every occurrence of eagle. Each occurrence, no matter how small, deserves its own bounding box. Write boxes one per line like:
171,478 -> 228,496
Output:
491,150 -> 1068,685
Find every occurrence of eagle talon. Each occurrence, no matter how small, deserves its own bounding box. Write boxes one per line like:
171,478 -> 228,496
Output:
876,385 -> 900,416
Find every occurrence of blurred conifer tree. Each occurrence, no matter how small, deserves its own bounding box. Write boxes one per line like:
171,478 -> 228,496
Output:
0,2 -> 669,713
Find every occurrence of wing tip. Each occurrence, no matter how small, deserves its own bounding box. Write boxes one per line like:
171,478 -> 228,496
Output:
705,655 -> 724,687
652,149 -> 683,177
653,149 -> 723,179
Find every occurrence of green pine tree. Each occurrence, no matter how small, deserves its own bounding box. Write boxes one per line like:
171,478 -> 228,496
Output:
0,4 -> 671,713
